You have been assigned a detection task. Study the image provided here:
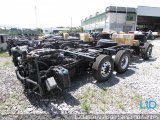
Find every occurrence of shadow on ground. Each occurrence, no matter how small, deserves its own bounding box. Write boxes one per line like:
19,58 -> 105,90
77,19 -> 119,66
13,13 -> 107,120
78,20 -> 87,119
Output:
25,56 -> 156,118
1,42 -> 157,118
116,69 -> 135,78
131,57 -> 157,64
25,73 -> 128,118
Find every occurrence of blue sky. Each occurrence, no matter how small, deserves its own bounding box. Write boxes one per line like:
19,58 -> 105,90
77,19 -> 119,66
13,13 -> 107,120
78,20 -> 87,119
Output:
0,0 -> 160,28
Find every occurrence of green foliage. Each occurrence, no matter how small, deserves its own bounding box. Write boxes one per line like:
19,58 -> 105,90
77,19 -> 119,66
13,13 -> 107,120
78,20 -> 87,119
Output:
131,94 -> 142,106
61,27 -> 83,33
0,52 -> 10,58
0,28 -> 44,36
22,28 -> 43,36
116,101 -> 125,110
3,61 -> 11,66
9,28 -> 22,35
0,52 -> 12,67
72,27 -> 83,33
81,100 -> 91,113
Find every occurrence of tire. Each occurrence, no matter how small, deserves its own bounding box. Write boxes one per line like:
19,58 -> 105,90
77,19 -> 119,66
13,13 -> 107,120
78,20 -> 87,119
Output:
114,50 -> 131,73
60,43 -> 74,49
92,55 -> 113,82
13,56 -> 18,66
151,35 -> 155,40
142,43 -> 152,60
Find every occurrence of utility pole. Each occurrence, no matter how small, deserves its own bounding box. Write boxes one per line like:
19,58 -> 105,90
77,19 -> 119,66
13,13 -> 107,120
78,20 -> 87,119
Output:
35,0 -> 38,28
4,26 -> 6,35
71,17 -> 72,32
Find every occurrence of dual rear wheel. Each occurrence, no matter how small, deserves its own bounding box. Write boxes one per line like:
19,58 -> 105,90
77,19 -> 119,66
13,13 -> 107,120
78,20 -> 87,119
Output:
92,50 -> 131,82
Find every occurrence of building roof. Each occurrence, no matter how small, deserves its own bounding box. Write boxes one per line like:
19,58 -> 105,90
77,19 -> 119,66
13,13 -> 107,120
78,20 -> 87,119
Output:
82,6 -> 136,22
106,6 -> 136,13
137,6 -> 160,17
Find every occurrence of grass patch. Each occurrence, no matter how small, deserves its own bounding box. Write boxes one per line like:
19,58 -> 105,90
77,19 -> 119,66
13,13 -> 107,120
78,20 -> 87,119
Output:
3,61 -> 11,66
116,101 -> 125,110
100,105 -> 106,112
0,60 -> 12,67
76,87 -> 113,113
76,87 -> 96,100
131,94 -> 143,107
0,92 -> 28,113
0,52 -> 12,67
75,86 -> 143,112
81,100 -> 91,113
0,52 -> 10,58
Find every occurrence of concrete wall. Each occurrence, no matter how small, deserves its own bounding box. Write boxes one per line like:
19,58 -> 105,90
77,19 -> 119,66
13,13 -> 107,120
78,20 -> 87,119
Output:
109,12 -> 126,31
109,12 -> 136,32
82,12 -> 136,33
82,6 -> 160,32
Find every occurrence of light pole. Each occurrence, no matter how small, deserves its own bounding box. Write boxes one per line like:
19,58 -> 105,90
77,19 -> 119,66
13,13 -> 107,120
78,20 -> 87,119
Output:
71,17 -> 72,32
35,0 -> 38,28
4,26 -> 6,35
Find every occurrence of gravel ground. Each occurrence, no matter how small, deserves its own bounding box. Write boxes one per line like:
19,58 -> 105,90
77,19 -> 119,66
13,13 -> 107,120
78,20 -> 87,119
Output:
0,40 -> 160,119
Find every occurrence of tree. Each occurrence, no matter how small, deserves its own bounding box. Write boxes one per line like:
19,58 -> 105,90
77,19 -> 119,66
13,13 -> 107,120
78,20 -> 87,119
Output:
72,27 -> 83,33
22,28 -> 44,36
9,28 -> 22,35
61,27 -> 83,34
34,28 -> 43,35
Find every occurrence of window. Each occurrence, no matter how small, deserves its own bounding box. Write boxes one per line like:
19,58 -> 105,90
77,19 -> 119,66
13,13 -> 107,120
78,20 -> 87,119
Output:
126,13 -> 136,21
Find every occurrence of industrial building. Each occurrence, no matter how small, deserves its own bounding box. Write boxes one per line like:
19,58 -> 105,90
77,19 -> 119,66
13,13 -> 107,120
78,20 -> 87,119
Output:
81,6 -> 160,33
